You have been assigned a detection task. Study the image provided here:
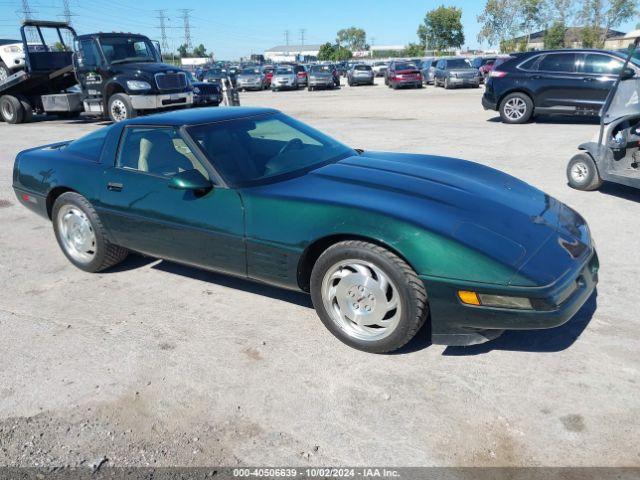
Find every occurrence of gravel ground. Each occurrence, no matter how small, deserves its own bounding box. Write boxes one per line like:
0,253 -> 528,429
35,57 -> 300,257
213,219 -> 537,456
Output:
0,79 -> 638,468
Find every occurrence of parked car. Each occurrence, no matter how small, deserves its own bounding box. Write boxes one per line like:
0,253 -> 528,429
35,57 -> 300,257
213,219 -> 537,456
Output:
271,65 -> 298,91
308,64 -> 337,90
12,107 -> 598,353
236,66 -> 267,91
202,68 -> 226,86
482,49 -> 640,124
479,55 -> 513,81
372,61 -> 388,77
385,61 -> 422,89
293,64 -> 308,87
471,56 -> 497,71
185,71 -> 222,107
347,64 -> 375,86
421,59 -> 438,85
262,65 -> 275,87
0,38 -> 24,81
434,57 -> 481,89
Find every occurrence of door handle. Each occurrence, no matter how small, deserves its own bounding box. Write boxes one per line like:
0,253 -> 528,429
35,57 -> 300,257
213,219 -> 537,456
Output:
107,182 -> 123,192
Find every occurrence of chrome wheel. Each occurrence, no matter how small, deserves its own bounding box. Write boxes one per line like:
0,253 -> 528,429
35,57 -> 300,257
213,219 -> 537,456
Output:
57,205 -> 96,264
321,260 -> 402,342
503,97 -> 527,121
109,99 -> 128,122
570,162 -> 589,183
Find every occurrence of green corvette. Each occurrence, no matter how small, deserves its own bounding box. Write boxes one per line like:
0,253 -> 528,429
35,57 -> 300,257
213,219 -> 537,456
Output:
12,107 -> 598,352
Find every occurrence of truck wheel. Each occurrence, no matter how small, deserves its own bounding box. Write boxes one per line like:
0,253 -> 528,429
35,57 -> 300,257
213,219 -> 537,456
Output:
0,62 -> 10,82
567,153 -> 603,191
499,92 -> 533,124
52,192 -> 129,273
107,93 -> 136,122
0,95 -> 25,124
310,240 -> 428,353
17,96 -> 33,123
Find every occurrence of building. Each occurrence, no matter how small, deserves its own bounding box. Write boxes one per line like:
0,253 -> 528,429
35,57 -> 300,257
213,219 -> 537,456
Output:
512,27 -> 627,51
264,44 -> 322,63
606,29 -> 640,50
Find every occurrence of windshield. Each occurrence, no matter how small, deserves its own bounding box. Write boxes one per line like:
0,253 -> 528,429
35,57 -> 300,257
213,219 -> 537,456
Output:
98,36 -> 158,64
395,63 -> 417,71
241,67 -> 261,75
276,67 -> 293,74
446,58 -> 471,69
187,113 -> 355,186
310,65 -> 333,73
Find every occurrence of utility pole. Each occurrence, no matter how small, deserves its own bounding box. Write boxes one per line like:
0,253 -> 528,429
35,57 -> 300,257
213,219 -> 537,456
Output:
155,9 -> 170,54
179,9 -> 193,52
370,37 -> 375,58
21,0 -> 38,41
299,28 -> 306,47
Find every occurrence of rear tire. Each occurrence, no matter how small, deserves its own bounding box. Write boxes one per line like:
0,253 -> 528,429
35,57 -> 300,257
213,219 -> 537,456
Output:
567,153 -> 603,191
0,95 -> 24,124
107,93 -> 136,122
52,192 -> 129,272
499,92 -> 534,124
17,95 -> 33,123
310,240 -> 428,353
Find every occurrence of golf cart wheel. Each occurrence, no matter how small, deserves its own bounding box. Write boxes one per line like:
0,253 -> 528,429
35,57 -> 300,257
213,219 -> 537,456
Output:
0,95 -> 25,124
499,92 -> 533,124
107,93 -> 137,122
567,153 -> 603,191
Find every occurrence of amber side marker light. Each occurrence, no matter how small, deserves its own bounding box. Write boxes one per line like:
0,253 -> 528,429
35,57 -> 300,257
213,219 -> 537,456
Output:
457,290 -> 481,306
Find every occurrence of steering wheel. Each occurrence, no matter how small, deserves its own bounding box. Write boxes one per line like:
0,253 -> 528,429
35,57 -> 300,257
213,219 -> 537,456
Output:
277,138 -> 303,156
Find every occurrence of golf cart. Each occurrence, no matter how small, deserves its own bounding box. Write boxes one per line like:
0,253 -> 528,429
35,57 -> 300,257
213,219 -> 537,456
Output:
567,37 -> 640,191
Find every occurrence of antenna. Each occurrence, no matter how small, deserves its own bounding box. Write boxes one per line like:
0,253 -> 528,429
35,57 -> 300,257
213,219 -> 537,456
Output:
179,9 -> 193,51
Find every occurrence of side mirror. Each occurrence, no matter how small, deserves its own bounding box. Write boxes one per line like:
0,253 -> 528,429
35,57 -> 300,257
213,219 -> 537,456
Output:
169,169 -> 212,192
621,67 -> 635,80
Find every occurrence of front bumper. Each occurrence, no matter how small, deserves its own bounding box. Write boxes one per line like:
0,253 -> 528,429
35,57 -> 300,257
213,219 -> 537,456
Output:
423,251 -> 599,346
129,92 -> 193,110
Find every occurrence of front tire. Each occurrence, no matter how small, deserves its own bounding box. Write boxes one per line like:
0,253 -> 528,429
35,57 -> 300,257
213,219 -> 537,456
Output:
567,153 -> 603,191
310,241 -> 428,353
107,93 -> 137,122
52,192 -> 129,272
0,95 -> 24,123
499,92 -> 533,124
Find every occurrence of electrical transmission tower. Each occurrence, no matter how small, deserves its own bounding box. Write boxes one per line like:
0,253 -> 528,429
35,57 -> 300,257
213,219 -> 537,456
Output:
155,9 -> 170,53
179,9 -> 193,51
21,0 -> 38,41
61,0 -> 74,45
284,30 -> 289,47
299,29 -> 306,47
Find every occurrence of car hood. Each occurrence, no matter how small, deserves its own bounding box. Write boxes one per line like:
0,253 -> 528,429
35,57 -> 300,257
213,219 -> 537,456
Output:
254,152 -> 592,286
111,62 -> 183,75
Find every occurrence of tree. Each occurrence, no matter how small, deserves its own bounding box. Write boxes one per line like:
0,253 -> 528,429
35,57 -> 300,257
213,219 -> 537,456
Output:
403,43 -> 425,57
544,21 -> 567,48
317,42 -> 337,61
177,44 -> 189,58
192,44 -> 207,57
420,6 -> 465,52
332,46 -> 353,61
518,0 -> 546,46
579,0 -> 638,47
477,0 -> 519,48
336,27 -> 367,51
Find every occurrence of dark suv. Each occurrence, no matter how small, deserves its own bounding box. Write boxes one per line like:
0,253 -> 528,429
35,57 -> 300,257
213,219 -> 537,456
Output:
482,49 -> 638,123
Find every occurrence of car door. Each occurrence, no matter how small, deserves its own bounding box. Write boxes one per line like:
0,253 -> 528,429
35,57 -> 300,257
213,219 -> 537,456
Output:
435,59 -> 445,82
74,38 -> 105,98
576,52 -> 624,110
531,52 -> 582,110
97,125 -> 246,277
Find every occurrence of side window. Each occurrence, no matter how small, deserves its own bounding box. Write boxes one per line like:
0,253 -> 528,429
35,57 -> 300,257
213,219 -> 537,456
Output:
582,54 -> 623,75
117,127 -> 210,179
436,60 -> 444,69
78,39 -> 100,68
538,53 -> 577,73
